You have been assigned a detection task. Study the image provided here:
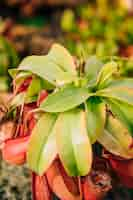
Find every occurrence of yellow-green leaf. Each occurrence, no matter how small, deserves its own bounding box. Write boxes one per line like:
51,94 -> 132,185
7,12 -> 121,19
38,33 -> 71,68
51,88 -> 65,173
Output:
97,77 -> 133,105
25,78 -> 42,102
48,43 -> 77,76
85,97 -> 106,143
40,85 -> 92,113
106,99 -> 133,135
55,109 -> 92,176
8,68 -> 18,78
10,44 -> 78,87
96,61 -> 118,89
18,56 -> 75,86
85,56 -> 103,84
27,113 -> 57,175
97,87 -> 133,105
98,115 -> 133,159
106,78 -> 133,89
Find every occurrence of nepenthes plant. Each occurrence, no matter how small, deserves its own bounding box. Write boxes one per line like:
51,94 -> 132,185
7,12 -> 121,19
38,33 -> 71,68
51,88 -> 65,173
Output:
1,44 -> 133,200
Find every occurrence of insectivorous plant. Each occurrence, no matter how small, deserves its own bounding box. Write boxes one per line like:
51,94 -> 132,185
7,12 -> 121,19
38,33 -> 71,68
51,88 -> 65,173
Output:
1,44 -> 133,199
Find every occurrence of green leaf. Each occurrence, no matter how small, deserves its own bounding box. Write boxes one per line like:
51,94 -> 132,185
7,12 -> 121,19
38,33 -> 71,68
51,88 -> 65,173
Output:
106,78 -> 133,89
25,78 -> 42,102
85,97 -> 106,143
96,61 -> 118,89
17,43 -> 78,87
98,115 -> 133,159
85,56 -> 103,83
48,43 -> 77,76
40,85 -> 92,113
98,130 -> 132,159
19,56 -> 75,86
40,78 -> 54,90
8,68 -> 19,78
106,115 -> 133,150
10,44 -> 77,86
97,87 -> 133,105
27,113 -> 57,175
106,99 -> 133,135
55,109 -> 92,176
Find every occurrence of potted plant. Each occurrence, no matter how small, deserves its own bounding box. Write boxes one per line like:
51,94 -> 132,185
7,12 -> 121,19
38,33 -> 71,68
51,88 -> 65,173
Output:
1,44 -> 133,200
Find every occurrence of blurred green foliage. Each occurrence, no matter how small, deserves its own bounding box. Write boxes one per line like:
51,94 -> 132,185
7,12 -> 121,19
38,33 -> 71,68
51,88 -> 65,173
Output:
0,36 -> 19,91
61,4 -> 133,57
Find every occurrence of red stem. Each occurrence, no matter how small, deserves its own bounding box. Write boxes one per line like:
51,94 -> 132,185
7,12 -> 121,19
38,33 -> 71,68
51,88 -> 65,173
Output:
32,172 -> 52,200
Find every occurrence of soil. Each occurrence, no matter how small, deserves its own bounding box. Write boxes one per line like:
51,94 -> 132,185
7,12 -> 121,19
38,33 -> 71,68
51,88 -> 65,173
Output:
0,159 -> 31,200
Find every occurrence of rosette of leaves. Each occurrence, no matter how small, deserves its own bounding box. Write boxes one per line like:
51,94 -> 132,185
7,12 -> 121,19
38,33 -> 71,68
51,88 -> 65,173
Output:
0,36 -> 19,91
8,44 -> 133,199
